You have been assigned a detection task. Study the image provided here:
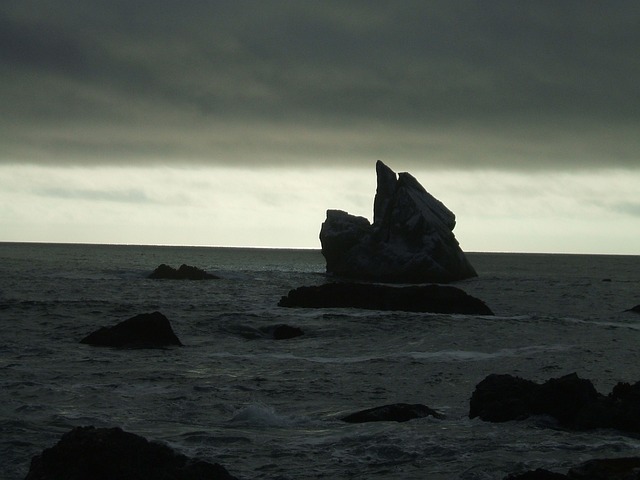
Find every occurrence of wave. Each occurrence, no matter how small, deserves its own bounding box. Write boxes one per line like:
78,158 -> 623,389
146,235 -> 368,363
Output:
208,344 -> 573,365
228,403 -> 305,428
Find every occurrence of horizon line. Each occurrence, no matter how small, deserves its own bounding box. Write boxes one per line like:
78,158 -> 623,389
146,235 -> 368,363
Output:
0,240 -> 637,256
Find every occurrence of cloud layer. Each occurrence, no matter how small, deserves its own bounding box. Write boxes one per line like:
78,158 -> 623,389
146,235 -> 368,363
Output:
2,1 -> 639,170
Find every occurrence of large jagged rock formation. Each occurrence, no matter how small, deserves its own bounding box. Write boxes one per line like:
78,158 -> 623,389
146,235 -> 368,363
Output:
470,372 -> 640,434
320,160 -> 477,283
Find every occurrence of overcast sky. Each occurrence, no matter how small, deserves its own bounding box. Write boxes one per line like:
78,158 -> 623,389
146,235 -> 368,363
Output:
1,1 -> 639,253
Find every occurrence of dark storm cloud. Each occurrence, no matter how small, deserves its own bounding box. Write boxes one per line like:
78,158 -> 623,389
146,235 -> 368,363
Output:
1,0 -> 639,169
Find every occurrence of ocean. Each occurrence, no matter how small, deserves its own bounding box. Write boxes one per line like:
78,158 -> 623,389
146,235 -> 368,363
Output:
1,242 -> 640,479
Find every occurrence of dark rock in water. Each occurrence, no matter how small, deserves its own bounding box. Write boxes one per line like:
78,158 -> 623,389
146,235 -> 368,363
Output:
567,457 -> 640,479
260,324 -> 304,340
533,373 -> 601,427
625,304 -> 640,313
278,282 -> 494,315
80,311 -> 182,348
504,469 -> 568,479
319,160 -> 477,283
149,263 -> 219,280
470,373 -> 640,434
469,374 -> 539,422
24,425 -> 239,480
341,403 -> 443,423
504,457 -> 640,480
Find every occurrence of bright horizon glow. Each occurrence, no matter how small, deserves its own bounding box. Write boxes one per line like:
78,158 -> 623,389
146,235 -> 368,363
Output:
1,241 -> 637,257
1,164 -> 638,256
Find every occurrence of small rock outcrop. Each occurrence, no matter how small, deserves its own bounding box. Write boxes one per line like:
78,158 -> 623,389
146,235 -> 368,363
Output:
148,264 -> 219,280
278,282 -> 494,315
341,403 -> 443,423
319,160 -> 477,283
260,324 -> 304,340
80,311 -> 183,348
504,457 -> 640,479
470,373 -> 640,434
24,426 -> 238,480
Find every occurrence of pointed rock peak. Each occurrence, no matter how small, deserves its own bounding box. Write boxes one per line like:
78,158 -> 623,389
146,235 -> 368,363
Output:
320,160 -> 477,283
374,160 -> 398,224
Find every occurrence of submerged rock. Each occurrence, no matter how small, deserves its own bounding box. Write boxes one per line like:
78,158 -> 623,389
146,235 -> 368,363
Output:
625,304 -> 640,313
260,324 -> 304,340
567,457 -> 640,479
278,282 -> 494,315
24,425 -> 239,480
80,311 -> 183,348
504,457 -> 640,479
149,263 -> 219,280
504,469 -> 568,479
470,373 -> 640,434
319,160 -> 477,283
341,403 -> 443,423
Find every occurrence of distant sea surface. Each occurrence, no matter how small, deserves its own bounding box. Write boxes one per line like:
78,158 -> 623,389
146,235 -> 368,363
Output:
2,242 -> 640,480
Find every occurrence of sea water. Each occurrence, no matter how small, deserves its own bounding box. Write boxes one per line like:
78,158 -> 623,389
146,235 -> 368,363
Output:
1,243 -> 640,479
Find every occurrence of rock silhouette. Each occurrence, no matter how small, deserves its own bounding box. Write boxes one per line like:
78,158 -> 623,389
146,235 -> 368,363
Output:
319,160 -> 477,283
81,311 -> 183,348
470,373 -> 640,434
278,282 -> 494,315
24,425 -> 238,480
148,263 -> 219,280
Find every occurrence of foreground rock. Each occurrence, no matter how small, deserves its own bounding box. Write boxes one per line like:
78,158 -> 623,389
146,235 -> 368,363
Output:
319,160 -> 477,283
149,263 -> 219,279
25,425 -> 238,480
341,403 -> 443,423
504,457 -> 640,479
470,373 -> 640,433
81,311 -> 183,348
278,282 -> 494,315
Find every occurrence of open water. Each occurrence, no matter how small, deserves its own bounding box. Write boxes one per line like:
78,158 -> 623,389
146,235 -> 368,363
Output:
1,242 -> 640,479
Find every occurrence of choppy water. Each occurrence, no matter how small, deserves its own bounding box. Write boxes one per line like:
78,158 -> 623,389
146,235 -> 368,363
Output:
1,243 -> 640,479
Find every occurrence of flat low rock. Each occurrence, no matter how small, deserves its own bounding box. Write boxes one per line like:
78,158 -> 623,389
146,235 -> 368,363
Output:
625,304 -> 640,313
470,373 -> 640,434
504,469 -> 568,479
260,324 -> 304,340
341,403 -> 444,423
278,282 -> 494,315
24,425 -> 238,480
80,311 -> 183,348
149,263 -> 219,279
